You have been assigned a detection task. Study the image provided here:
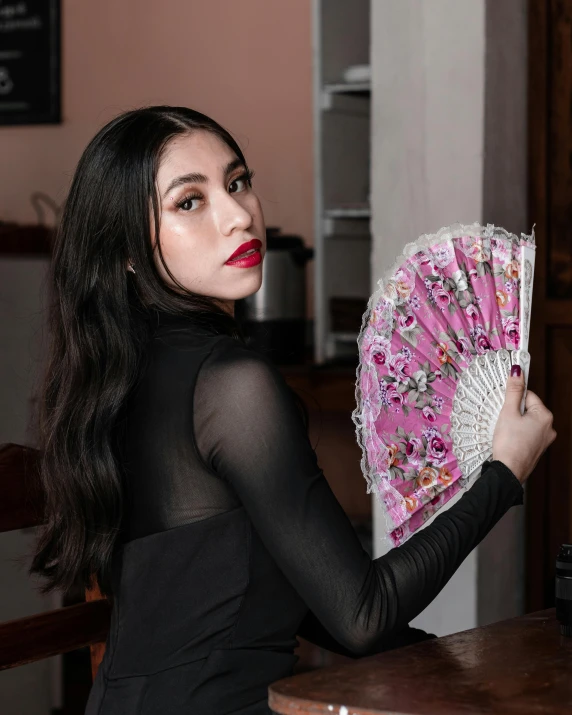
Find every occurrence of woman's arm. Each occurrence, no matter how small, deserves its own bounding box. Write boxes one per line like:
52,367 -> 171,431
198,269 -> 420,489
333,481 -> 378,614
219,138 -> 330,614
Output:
193,341 -> 525,656
298,609 -> 436,657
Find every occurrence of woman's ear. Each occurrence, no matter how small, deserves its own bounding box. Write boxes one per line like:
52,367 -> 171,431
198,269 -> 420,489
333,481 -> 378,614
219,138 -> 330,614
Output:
126,261 -> 136,274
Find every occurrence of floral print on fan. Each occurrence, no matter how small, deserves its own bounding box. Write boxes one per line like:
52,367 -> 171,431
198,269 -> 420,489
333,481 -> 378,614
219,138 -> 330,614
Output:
354,226 -> 534,546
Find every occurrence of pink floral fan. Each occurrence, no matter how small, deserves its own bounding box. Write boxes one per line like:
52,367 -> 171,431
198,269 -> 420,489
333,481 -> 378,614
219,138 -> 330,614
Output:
352,223 -> 536,546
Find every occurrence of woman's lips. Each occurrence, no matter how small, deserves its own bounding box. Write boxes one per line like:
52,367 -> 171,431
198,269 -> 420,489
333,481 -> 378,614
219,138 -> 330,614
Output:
225,238 -> 263,267
225,249 -> 262,268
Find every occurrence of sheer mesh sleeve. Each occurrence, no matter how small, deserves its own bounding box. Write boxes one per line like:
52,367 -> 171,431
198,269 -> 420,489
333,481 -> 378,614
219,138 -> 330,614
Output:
193,338 -> 524,656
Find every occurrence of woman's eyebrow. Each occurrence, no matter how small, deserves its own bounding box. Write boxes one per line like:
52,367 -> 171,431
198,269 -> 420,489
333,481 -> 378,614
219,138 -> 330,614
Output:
223,158 -> 245,178
163,172 -> 207,197
162,159 -> 246,198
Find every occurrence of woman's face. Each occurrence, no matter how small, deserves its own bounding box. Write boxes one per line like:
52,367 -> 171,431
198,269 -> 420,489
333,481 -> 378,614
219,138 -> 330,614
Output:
154,130 -> 266,311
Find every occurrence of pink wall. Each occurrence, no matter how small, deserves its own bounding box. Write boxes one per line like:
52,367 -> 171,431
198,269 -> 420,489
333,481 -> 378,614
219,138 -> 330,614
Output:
0,0 -> 314,248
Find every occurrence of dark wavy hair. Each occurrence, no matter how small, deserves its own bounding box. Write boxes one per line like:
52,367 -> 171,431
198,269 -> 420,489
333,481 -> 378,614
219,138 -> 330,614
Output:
31,106 -> 249,595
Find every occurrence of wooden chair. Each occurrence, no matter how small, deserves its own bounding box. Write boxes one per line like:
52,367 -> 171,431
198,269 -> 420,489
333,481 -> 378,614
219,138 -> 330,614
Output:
0,443 -> 110,680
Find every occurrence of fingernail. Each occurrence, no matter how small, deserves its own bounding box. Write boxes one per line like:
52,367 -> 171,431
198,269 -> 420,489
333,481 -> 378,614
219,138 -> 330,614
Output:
511,365 -> 521,377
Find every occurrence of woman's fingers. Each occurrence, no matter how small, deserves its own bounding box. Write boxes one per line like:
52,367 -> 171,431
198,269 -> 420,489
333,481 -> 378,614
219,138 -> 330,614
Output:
493,385 -> 557,484
524,389 -> 544,412
524,390 -> 555,431
502,374 -> 526,415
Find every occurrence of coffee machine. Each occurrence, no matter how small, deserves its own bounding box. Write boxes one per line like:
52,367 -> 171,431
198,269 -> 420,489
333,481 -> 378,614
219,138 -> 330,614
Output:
236,227 -> 314,364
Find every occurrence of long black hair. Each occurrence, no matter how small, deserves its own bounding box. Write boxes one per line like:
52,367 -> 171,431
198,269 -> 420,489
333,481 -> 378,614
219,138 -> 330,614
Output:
31,106 -> 249,595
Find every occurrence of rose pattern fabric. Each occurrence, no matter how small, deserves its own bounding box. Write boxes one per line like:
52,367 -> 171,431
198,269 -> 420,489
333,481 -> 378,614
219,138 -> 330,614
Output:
354,226 -> 534,546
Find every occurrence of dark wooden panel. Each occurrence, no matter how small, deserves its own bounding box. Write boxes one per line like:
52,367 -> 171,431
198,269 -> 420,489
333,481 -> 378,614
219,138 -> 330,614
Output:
0,600 -> 111,671
528,0 -> 549,306
544,328 -> 572,601
0,224 -> 53,256
283,367 -> 358,413
0,444 -> 44,532
548,0 -> 572,297
85,585 -> 108,680
527,0 -> 550,612
528,0 -> 572,611
270,610 -> 569,715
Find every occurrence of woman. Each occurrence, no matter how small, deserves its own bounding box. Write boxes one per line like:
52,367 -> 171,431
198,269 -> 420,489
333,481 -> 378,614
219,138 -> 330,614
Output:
31,106 -> 555,715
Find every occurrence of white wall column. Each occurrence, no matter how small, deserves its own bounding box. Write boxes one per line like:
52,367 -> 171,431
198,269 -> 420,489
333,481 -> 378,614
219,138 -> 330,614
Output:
370,0 -> 527,635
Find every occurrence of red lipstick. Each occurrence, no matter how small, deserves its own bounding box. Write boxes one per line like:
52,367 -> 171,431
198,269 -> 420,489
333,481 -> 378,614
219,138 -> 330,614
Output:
225,238 -> 263,267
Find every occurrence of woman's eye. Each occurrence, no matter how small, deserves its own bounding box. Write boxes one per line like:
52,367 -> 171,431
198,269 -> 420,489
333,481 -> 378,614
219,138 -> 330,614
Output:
178,196 -> 201,211
229,177 -> 247,194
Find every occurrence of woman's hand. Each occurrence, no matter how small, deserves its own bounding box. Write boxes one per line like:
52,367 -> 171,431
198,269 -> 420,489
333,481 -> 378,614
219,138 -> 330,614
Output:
492,367 -> 556,483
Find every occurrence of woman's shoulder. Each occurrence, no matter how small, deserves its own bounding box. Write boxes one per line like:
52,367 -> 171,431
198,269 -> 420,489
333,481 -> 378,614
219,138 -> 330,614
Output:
150,323 -> 277,384
195,338 -> 302,432
201,336 -> 279,383
191,335 -> 297,419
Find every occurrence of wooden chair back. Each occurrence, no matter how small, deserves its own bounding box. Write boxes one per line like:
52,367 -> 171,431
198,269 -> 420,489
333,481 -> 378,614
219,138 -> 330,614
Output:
0,443 -> 110,679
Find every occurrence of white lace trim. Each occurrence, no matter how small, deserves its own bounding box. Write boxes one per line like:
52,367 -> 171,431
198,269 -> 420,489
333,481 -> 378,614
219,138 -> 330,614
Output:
362,222 -> 534,341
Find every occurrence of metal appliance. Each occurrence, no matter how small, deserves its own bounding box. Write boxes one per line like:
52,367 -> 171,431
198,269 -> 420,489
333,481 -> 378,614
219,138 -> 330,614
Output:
236,227 -> 314,364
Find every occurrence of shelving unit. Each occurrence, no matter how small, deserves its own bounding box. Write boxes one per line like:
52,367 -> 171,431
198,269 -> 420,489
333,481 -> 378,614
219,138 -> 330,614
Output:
312,0 -> 371,363
323,82 -> 371,95
324,207 -> 371,219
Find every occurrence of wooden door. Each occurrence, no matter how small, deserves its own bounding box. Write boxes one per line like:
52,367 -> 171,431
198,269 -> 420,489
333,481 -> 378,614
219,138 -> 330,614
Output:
527,0 -> 572,610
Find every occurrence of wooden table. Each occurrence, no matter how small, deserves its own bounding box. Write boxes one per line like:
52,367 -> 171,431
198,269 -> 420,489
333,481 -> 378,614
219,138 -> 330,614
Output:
269,609 -> 572,714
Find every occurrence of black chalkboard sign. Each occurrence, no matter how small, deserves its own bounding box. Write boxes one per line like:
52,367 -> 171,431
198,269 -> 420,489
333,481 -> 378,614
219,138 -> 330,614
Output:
0,0 -> 61,125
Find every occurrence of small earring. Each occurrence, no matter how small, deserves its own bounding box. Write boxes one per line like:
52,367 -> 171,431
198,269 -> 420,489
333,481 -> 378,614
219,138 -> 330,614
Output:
127,262 -> 136,274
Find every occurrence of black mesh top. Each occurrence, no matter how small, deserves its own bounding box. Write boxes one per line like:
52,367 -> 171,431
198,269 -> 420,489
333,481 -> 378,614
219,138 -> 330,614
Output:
85,313 -> 524,715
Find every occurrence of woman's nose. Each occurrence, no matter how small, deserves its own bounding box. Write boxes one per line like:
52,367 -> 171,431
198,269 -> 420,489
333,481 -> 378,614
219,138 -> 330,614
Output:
213,191 -> 253,236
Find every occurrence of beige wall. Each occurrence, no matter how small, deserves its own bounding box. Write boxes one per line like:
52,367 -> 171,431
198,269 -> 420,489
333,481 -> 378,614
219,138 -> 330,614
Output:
0,0 -> 314,247
0,5 -> 313,712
